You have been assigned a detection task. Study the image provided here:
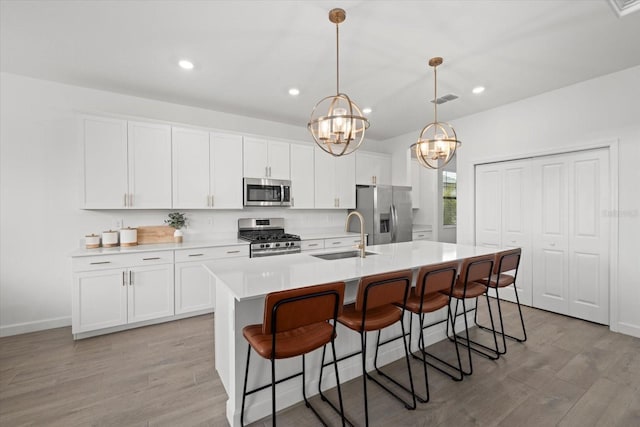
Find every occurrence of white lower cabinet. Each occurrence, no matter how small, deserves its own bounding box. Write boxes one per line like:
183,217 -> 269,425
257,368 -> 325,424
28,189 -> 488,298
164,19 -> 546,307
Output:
72,251 -> 175,336
173,245 -> 249,314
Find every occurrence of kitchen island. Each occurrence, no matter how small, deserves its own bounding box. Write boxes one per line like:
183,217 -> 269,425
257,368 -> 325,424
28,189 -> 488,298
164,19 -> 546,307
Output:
205,240 -> 499,426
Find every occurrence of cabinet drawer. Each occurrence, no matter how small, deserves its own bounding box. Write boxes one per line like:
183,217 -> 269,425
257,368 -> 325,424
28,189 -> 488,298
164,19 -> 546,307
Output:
73,251 -> 174,272
325,237 -> 363,248
412,231 -> 433,241
174,245 -> 249,262
301,240 -> 325,251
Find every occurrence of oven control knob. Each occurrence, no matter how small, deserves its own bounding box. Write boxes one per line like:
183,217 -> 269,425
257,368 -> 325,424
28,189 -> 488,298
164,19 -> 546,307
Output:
284,242 -> 289,247
275,243 -> 280,247
260,244 -> 265,248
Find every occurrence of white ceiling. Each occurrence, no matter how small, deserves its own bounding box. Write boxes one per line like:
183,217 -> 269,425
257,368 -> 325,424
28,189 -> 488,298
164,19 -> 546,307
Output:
2,0 -> 640,141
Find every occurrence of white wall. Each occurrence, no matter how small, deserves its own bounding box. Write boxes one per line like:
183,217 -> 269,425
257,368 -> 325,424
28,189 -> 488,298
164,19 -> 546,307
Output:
0,72 -> 383,336
452,65 -> 640,337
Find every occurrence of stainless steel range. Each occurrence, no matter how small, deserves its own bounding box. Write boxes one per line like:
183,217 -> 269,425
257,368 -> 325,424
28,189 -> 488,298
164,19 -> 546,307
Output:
238,218 -> 301,258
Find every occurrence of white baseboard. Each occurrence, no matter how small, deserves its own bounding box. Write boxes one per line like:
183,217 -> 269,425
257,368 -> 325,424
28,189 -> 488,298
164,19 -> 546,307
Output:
617,321 -> 640,338
0,316 -> 72,337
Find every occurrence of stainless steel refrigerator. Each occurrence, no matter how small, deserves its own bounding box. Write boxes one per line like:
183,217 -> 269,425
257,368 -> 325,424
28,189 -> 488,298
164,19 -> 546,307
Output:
349,185 -> 413,245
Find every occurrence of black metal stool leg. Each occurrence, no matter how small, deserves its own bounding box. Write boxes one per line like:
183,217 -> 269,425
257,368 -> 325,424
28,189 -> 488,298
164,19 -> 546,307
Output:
241,344 -> 251,427
361,331 -> 369,427
271,357 -> 277,427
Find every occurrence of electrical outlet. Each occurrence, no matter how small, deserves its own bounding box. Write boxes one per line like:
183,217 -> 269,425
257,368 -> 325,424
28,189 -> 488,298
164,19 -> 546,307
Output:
207,217 -> 213,226
114,218 -> 123,229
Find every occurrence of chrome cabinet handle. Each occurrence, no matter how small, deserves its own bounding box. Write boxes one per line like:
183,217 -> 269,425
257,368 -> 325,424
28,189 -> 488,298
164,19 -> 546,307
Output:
332,241 -> 341,245
129,270 -> 133,286
124,193 -> 127,207
142,257 -> 160,261
308,243 -> 319,247
265,166 -> 268,177
128,193 -> 133,207
226,250 -> 241,254
90,261 -> 111,265
188,253 -> 204,257
291,196 -> 294,207
122,271 -> 126,286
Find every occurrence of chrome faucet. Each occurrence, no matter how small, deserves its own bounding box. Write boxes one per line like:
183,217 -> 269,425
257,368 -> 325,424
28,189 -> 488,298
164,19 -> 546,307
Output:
345,211 -> 366,258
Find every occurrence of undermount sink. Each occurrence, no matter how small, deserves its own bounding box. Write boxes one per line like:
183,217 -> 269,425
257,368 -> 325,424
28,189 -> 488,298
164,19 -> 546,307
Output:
311,250 -> 378,260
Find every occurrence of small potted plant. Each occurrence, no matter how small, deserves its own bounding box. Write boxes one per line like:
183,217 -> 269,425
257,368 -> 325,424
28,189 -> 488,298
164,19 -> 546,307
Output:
165,212 -> 187,243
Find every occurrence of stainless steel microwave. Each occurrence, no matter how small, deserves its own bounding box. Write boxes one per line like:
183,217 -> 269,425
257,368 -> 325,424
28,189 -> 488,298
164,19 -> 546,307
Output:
243,178 -> 291,207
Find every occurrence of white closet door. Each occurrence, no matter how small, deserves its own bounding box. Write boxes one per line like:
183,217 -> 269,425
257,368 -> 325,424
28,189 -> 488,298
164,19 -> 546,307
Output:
532,156 -> 570,314
475,164 -> 502,248
500,160 -> 533,305
568,149 -> 609,324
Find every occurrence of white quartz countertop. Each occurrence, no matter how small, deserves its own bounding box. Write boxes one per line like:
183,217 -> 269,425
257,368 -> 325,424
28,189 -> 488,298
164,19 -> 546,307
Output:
204,240 -> 498,301
70,238 -> 248,257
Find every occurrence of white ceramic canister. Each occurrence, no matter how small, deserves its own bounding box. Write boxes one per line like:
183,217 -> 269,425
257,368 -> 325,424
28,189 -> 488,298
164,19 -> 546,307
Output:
102,230 -> 119,247
85,234 -> 101,249
120,227 -> 138,247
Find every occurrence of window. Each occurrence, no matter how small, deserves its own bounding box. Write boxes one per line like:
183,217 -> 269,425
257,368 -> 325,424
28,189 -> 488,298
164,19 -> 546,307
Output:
443,171 -> 457,226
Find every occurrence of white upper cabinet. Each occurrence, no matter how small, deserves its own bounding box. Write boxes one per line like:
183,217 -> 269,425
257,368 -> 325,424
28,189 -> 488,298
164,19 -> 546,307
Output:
172,128 -> 243,209
81,115 -> 128,209
289,144 -> 315,209
81,115 -> 171,209
314,147 -> 355,209
127,121 -> 172,208
172,127 -> 210,209
355,151 -> 391,186
210,132 -> 243,209
243,137 -> 290,180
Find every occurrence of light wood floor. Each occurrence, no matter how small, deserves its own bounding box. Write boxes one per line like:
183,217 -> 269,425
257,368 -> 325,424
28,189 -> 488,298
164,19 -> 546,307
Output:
1,302 -> 639,426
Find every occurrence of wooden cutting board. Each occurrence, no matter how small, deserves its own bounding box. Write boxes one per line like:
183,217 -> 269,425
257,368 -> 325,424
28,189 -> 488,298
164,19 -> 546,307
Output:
137,226 -> 175,244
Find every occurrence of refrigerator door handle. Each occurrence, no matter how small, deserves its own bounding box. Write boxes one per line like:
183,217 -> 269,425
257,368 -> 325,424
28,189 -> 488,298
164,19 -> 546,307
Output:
390,204 -> 398,242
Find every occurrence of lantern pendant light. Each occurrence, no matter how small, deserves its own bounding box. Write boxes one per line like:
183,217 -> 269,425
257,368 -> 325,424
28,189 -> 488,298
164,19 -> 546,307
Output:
411,57 -> 461,169
308,8 -> 369,156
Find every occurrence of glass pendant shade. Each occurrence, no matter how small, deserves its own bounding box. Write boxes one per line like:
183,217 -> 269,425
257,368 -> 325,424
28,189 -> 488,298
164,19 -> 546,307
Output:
411,57 -> 461,169
308,8 -> 369,157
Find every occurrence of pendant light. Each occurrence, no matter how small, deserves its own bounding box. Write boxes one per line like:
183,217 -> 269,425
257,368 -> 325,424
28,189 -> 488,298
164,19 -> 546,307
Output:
308,8 -> 369,156
411,57 -> 461,169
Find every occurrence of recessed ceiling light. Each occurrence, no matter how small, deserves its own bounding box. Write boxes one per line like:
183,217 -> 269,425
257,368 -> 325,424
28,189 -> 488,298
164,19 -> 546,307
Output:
178,60 -> 194,70
288,88 -> 300,96
362,107 -> 372,114
472,86 -> 485,95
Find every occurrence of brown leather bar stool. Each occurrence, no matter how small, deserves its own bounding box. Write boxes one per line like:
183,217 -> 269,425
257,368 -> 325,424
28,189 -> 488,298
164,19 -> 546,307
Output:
395,261 -> 462,402
474,248 -> 527,354
240,281 -> 346,427
442,254 -> 499,376
319,270 -> 416,427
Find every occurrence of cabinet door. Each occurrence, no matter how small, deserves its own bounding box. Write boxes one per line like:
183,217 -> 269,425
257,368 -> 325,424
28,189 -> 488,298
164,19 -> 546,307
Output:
127,121 -> 172,208
411,160 -> 421,209
314,147 -> 336,208
211,132 -> 243,209
267,141 -> 290,180
73,269 -> 127,333
127,264 -> 174,323
81,115 -> 128,208
335,154 -> 356,208
356,152 -> 377,185
172,127 -> 210,209
290,144 -> 315,209
175,262 -> 215,314
377,155 -> 392,186
243,137 -> 268,178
